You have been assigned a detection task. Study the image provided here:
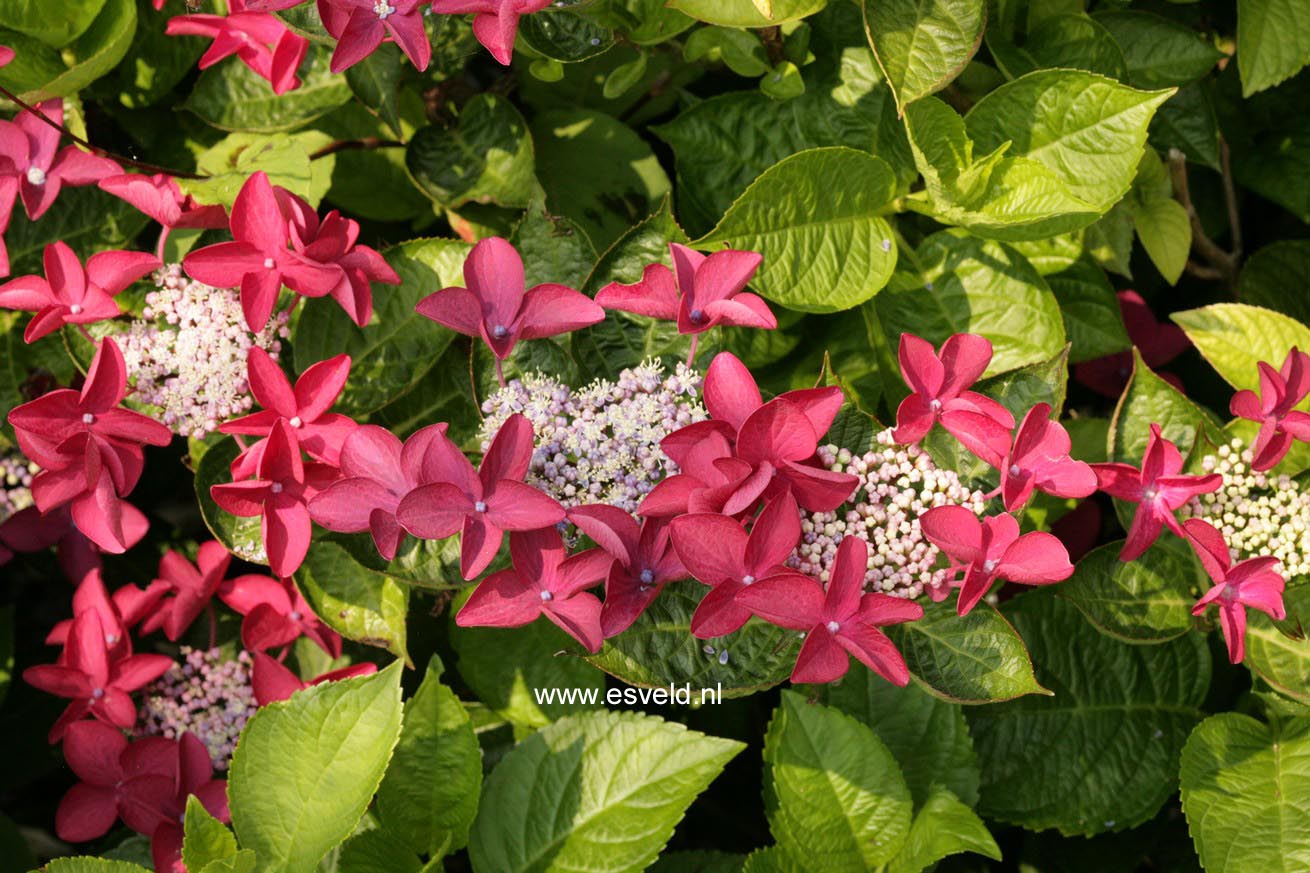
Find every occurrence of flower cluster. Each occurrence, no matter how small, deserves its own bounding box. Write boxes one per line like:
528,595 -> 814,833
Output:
789,434 -> 987,600
137,647 -> 258,770
479,360 -> 707,512
1181,438 -> 1310,579
118,265 -> 289,438
0,450 -> 36,524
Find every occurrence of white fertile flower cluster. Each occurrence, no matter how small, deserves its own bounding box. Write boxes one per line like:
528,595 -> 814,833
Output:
479,359 -> 706,512
1181,438 -> 1310,579
788,429 -> 988,599
117,264 -> 288,438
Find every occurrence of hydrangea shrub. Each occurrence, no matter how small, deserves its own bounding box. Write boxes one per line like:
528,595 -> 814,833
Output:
1,0 -> 1309,871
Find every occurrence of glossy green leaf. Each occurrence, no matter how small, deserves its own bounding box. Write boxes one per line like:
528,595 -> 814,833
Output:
875,230 -> 1066,377
888,599 -> 1047,704
519,9 -> 614,62
969,593 -> 1210,835
862,0 -> 984,112
1173,303 -> 1310,402
1240,240 -> 1310,325
0,0 -> 105,48
337,830 -> 421,873
903,96 -> 1102,241
764,691 -> 913,871
1058,538 -> 1202,643
509,189 -> 597,288
988,13 -> 1127,81
182,797 -> 238,872
583,586 -> 799,699
469,710 -> 743,873
195,438 -> 267,566
45,860 -> 153,873
110,0 -> 204,108
696,147 -> 898,313
1095,11 -> 1223,88
1245,586 -> 1310,703
229,663 -> 403,873
296,540 -> 410,663
1151,83 -> 1222,170
1008,232 -> 1085,277
1047,260 -> 1131,363
826,670 -> 981,806
653,47 -> 910,235
12,0 -> 136,101
887,787 -> 1001,873
376,656 -> 481,858
405,94 -> 535,210
1109,349 -> 1222,465
667,0 -> 827,27
1134,196 -> 1190,285
344,43 -> 403,137
965,70 -> 1174,214
293,237 -> 468,416
184,47 -> 351,132
1237,0 -> 1310,96
184,132 -> 333,208
452,598 -> 605,729
531,108 -> 672,251
684,27 -> 770,77
1180,713 -> 1310,870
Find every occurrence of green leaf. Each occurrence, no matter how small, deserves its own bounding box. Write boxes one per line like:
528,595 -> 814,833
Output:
11,0 -> 136,101
875,230 -> 1066,377
509,189 -> 598,288
1245,586 -> 1310,703
1095,11 -> 1224,88
183,47 -> 352,133
764,691 -> 913,871
889,600 -> 1048,704
469,710 -> 744,873
862,0 -> 984,113
376,656 -> 481,859
344,44 -> 403,138
667,0 -> 827,27
585,0 -> 695,46
1057,537 -> 1202,643
1240,240 -> 1310,324
292,237 -> 468,416
183,796 -> 239,872
531,108 -> 672,251
2,187 -> 148,278
296,540 -> 410,663
1008,232 -> 1085,277
968,593 -> 1210,835
0,0 -> 105,48
696,147 -> 898,314
1151,83 -> 1222,171
1084,201 -> 1136,278
229,662 -> 405,873
826,671 -> 981,807
1173,303 -> 1310,402
519,9 -> 614,62
1237,0 -> 1310,96
976,346 -> 1070,419
337,829 -> 421,873
44,860 -> 153,873
583,586 -> 799,699
1133,196 -> 1190,286
603,52 -> 649,99
195,438 -> 268,566
405,94 -> 535,210
759,61 -> 806,100
684,27 -> 770,77
198,851 -> 257,873
1047,260 -> 1131,363
903,97 -> 1101,241
741,848 -> 807,873
988,13 -> 1127,81
652,46 -> 912,235
887,787 -> 1001,873
451,599 -> 606,729
183,132 -> 333,208
1109,349 -> 1221,465
111,0 -> 204,108
965,70 -> 1174,214
1180,713 -> 1310,869
649,851 -> 747,873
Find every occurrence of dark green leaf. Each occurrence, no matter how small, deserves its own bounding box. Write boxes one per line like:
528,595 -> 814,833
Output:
405,94 -> 535,209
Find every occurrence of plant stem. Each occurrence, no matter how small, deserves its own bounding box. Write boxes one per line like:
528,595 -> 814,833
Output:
308,137 -> 405,161
1169,146 -> 1242,293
